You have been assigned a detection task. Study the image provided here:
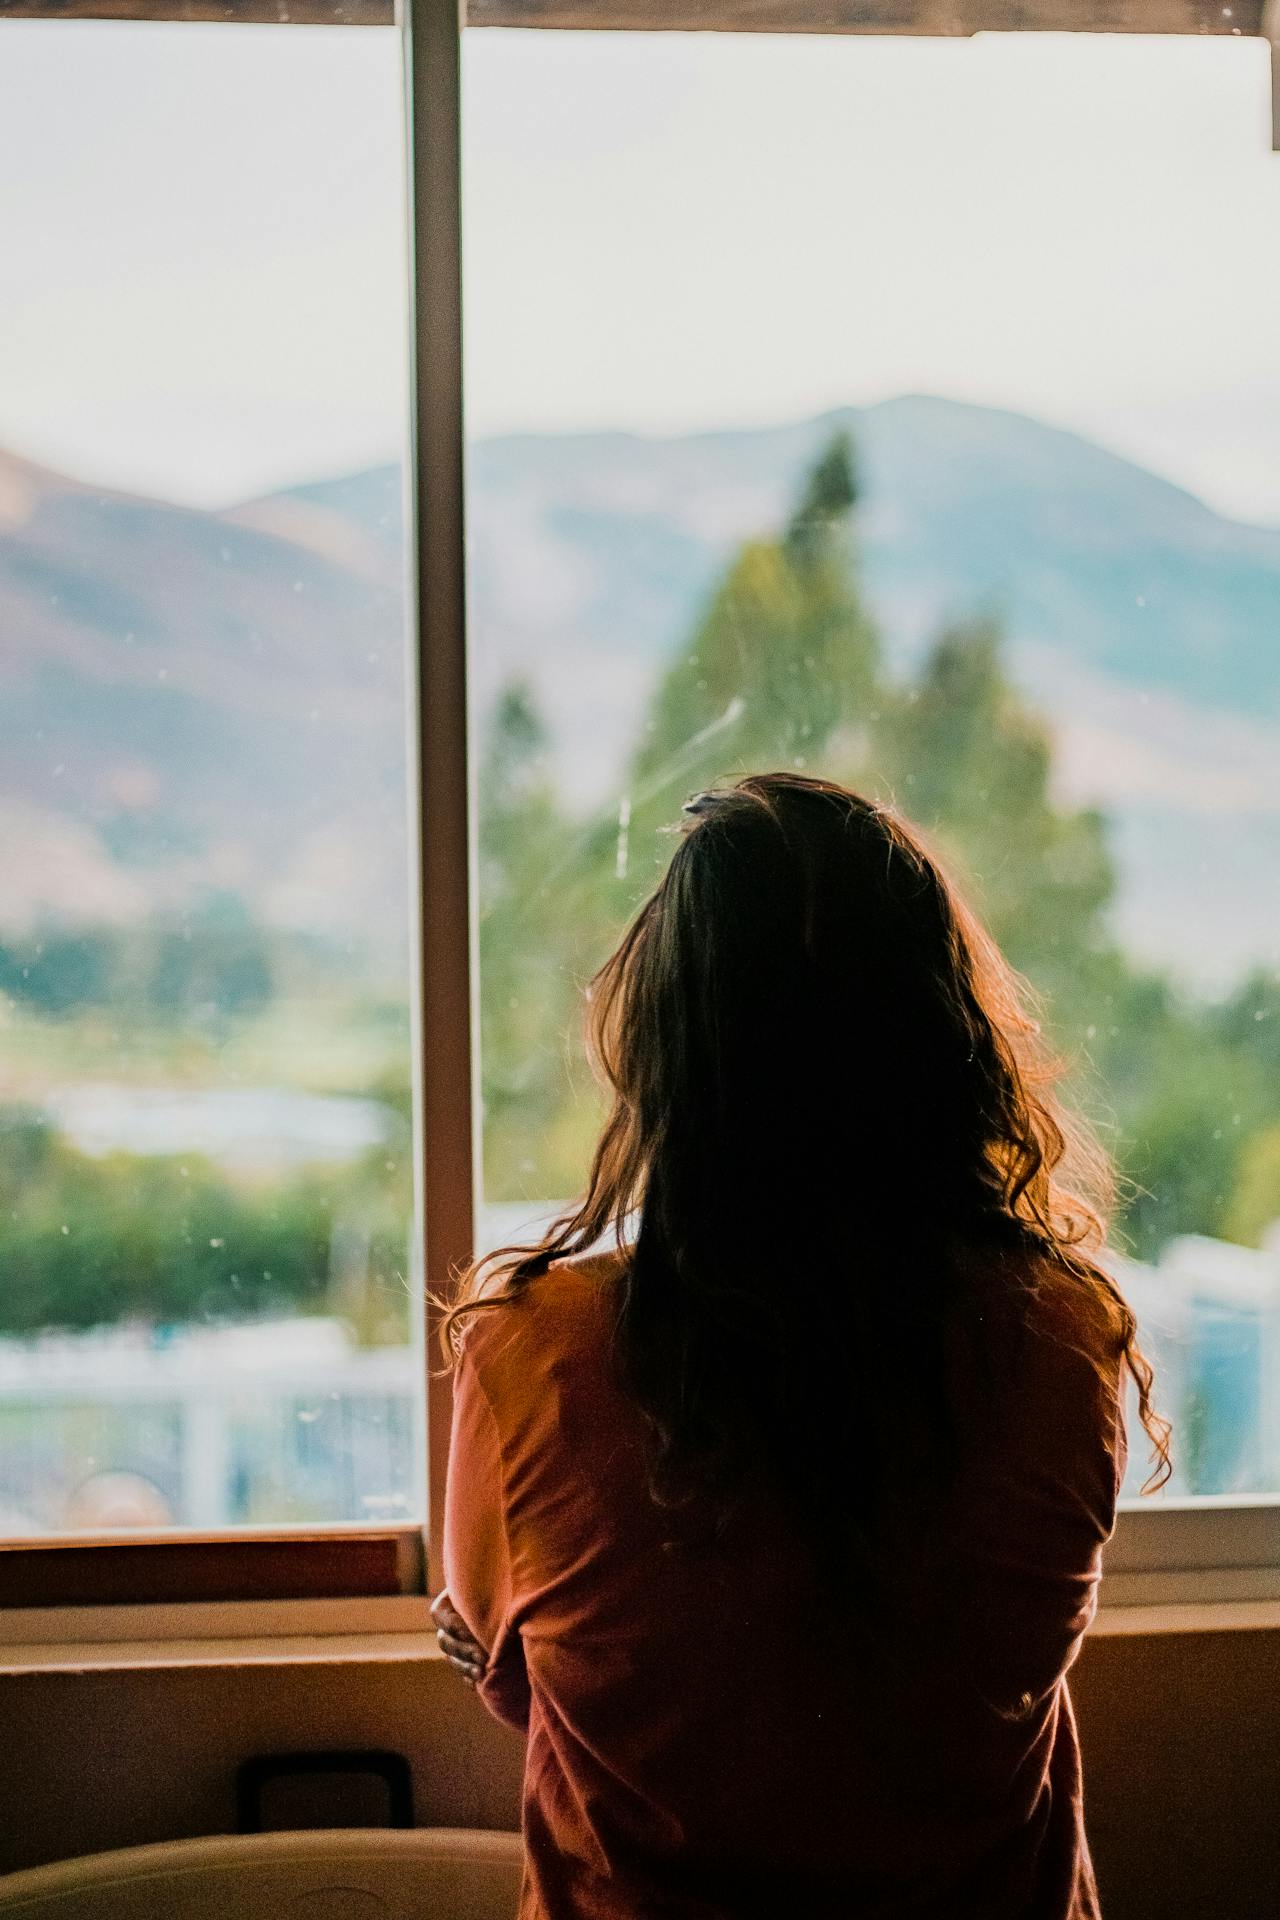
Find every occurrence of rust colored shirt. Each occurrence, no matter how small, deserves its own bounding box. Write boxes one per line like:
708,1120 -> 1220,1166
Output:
444,1246 -> 1126,1920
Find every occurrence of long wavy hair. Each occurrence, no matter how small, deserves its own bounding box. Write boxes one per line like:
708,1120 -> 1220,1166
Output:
443,772 -> 1170,1572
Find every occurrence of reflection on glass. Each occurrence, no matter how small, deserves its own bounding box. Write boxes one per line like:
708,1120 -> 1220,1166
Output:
0,24 -> 418,1533
462,31 -> 1280,1504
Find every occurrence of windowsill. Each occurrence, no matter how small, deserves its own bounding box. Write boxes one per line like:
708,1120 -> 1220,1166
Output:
1090,1599 -> 1280,1637
0,1593 -> 435,1674
0,1630 -> 444,1675
4,1595 -> 1280,1678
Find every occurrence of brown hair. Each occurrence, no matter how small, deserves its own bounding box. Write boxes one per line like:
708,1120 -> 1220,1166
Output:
443,773 -> 1170,1566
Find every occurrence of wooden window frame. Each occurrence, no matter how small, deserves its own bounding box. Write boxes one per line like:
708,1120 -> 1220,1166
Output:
0,3 -> 1272,39
2,0 -> 1279,1632
0,0 -> 469,1621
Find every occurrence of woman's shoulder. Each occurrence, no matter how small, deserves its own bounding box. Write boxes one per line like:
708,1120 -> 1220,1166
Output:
953,1228 -> 1129,1396
456,1243 -> 628,1377
935,1232 -> 1131,1526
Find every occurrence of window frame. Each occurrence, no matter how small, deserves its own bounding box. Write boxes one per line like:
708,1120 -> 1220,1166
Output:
0,0 -> 469,1618
0,2 -> 1269,38
2,0 -> 1278,1634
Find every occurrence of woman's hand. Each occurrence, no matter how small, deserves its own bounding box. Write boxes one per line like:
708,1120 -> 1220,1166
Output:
431,1588 -> 490,1687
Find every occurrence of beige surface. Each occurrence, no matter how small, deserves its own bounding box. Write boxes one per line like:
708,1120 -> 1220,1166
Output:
0,1829 -> 523,1920
2,1626 -> 1278,1918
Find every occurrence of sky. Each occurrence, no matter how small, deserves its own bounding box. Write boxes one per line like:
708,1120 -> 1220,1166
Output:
0,23 -> 1278,519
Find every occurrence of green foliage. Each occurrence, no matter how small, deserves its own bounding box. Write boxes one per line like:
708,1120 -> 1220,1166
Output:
1227,1126 -> 1280,1248
866,618 -> 1115,997
147,896 -> 273,1022
9,427 -> 1280,1338
470,431 -> 1280,1266
625,430 -> 879,897
0,932 -> 113,1016
0,896 -> 275,1027
0,1107 -> 412,1343
477,685 -> 603,1200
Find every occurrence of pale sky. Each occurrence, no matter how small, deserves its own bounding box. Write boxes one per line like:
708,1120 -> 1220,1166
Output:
0,23 -> 1278,519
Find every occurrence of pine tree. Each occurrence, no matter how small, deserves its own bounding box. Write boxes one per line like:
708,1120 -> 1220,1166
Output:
868,616 -> 1115,1000
619,430 -> 880,899
477,683 -> 590,1201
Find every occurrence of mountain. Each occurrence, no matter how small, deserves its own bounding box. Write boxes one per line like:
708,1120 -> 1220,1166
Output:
0,396 -> 1276,985
0,447 -> 409,958
462,397 -> 1280,985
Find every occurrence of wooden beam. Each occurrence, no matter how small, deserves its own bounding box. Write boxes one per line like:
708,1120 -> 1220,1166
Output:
468,1 -> 1264,30
0,0 -> 1266,35
0,1 -> 393,19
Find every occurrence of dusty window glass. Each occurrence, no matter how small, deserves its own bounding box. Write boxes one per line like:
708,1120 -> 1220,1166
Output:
0,23 -> 420,1534
463,29 -> 1280,1501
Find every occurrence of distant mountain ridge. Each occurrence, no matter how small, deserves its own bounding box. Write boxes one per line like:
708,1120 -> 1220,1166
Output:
1,396 -> 1275,985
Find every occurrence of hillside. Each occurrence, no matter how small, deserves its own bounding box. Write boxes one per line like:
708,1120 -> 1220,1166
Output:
1,396 -> 1276,984
0,448 -> 408,956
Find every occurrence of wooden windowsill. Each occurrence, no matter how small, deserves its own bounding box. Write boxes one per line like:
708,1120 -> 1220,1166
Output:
0,1629 -> 442,1676
3,1597 -> 1278,1679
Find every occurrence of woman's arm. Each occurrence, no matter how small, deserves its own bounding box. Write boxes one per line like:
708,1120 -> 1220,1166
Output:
441,1339 -> 532,1733
949,1285 -> 1127,1717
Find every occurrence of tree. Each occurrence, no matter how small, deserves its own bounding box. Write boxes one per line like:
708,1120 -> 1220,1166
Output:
477,682 -> 597,1201
866,617 -> 1115,1007
620,430 -> 879,901
467,427 -> 1280,1271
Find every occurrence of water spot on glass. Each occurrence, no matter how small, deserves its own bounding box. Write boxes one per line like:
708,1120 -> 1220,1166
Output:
1136,595 -> 1146,608
1086,1024 -> 1097,1040
293,580 -> 304,594
297,1408 -> 321,1425
209,1237 -> 225,1248
60,1223 -> 70,1235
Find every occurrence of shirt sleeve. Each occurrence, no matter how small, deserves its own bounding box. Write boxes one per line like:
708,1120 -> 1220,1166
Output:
946,1291 -> 1126,1719
442,1339 -> 532,1734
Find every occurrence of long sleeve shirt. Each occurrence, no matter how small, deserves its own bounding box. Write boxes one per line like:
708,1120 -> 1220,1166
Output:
444,1244 -> 1127,1920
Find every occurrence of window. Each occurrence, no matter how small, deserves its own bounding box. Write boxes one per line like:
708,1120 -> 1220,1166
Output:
462,24 -> 1280,1533
0,15 -> 427,1548
3,0 -> 1278,1615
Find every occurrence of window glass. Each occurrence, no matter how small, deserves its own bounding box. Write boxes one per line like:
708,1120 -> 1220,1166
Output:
0,23 -> 420,1534
463,29 -> 1280,1501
